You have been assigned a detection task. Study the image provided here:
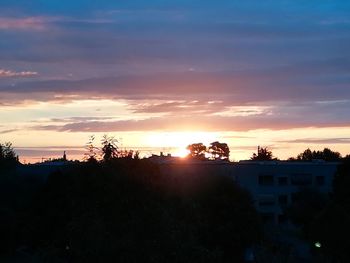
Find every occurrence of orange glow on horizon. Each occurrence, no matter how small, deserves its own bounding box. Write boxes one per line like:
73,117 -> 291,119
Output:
145,131 -> 218,148
174,148 -> 190,158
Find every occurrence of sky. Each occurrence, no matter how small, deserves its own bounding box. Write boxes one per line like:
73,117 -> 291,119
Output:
0,0 -> 350,162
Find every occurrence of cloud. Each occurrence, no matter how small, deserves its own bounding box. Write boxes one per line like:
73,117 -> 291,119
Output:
16,148 -> 84,159
0,1 -> 349,136
279,138 -> 350,144
30,112 -> 350,133
0,16 -> 114,31
1,60 -> 349,104
49,116 -> 115,123
0,17 -> 46,30
130,100 -> 225,114
0,69 -> 38,78
0,128 -> 18,134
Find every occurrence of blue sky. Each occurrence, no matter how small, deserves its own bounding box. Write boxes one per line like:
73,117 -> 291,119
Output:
0,0 -> 350,161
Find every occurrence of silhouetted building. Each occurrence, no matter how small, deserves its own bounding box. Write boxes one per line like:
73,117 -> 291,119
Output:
159,159 -> 339,224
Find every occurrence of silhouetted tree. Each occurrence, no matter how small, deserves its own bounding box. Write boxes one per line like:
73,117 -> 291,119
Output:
251,146 -> 274,161
296,148 -> 341,161
307,157 -> 350,262
297,148 -> 313,161
118,149 -> 135,159
208,141 -> 230,160
0,142 -> 18,167
333,156 -> 350,204
286,189 -> 328,226
322,148 -> 341,161
84,135 -> 98,163
186,143 -> 207,159
18,160 -> 261,262
101,134 -> 118,161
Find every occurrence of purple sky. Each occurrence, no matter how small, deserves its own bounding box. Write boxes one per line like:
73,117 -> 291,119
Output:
1,1 -> 350,161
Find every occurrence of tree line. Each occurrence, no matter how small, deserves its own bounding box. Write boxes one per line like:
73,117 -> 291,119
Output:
0,142 -> 18,167
0,138 -> 346,166
186,142 -> 344,162
0,143 -> 260,262
186,141 -> 230,160
283,156 -> 350,262
1,139 -> 350,261
84,135 -> 139,163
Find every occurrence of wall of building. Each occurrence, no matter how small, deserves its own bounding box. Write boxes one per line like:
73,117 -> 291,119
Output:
159,160 -> 339,224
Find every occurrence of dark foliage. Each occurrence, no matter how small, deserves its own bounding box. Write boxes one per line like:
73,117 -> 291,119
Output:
186,143 -> 207,159
296,148 -> 341,161
0,142 -> 18,168
0,167 -> 44,258
100,134 -> 119,161
250,146 -> 275,161
208,141 -> 230,161
285,189 -> 328,227
307,157 -> 350,262
1,159 -> 261,262
84,135 -> 99,163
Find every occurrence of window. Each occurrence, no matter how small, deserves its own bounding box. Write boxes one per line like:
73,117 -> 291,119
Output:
291,173 -> 312,186
259,175 -> 274,186
259,199 -> 275,206
291,193 -> 299,203
258,195 -> 275,206
278,195 -> 288,206
278,177 -> 288,185
278,214 -> 288,224
315,176 -> 325,186
260,212 -> 275,224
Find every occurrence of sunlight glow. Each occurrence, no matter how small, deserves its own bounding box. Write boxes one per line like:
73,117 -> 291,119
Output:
174,148 -> 190,158
145,131 -> 218,148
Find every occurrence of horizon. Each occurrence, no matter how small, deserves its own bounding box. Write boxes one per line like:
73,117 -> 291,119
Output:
14,138 -> 346,164
1,1 -> 350,163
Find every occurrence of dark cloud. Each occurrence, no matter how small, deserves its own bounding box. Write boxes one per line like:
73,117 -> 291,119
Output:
1,60 -> 349,105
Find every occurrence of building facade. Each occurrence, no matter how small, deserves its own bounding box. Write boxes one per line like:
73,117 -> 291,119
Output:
159,159 -> 339,224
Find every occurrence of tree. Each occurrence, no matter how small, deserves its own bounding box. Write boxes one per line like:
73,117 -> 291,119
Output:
118,149 -> 135,159
26,161 -> 261,262
286,189 -> 328,226
186,143 -> 207,159
208,141 -> 230,160
251,146 -> 274,161
0,142 -> 18,167
101,134 -> 119,161
322,148 -> 341,161
307,157 -> 350,262
84,135 -> 98,163
297,148 -> 313,161
296,148 -> 341,161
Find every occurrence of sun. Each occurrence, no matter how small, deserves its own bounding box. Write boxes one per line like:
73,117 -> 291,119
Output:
174,148 -> 190,158
145,131 -> 219,158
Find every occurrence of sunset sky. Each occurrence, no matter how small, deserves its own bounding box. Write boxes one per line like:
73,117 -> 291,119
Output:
1,0 -> 350,162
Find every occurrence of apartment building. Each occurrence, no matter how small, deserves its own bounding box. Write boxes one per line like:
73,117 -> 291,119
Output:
234,160 -> 338,224
158,159 -> 339,224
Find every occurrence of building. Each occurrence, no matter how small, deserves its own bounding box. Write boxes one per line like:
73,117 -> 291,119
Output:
234,160 -> 338,224
158,159 -> 339,224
